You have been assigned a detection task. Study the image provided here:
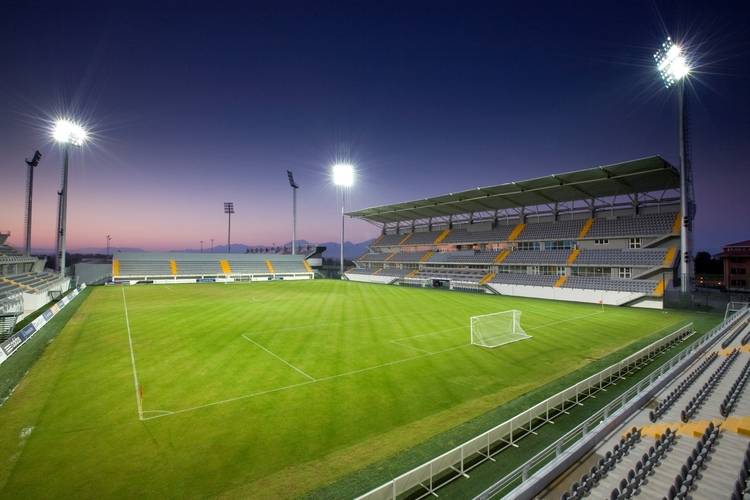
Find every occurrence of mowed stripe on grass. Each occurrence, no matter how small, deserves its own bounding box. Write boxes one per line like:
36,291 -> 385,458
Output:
0,280 -> 717,499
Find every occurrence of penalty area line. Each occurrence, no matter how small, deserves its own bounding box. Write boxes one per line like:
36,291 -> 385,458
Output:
241,334 -> 316,381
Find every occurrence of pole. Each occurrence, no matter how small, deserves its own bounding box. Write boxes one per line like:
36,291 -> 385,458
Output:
24,161 -> 35,256
200,240 -> 204,253
678,81 -> 689,294
56,146 -> 70,277
292,187 -> 297,255
227,212 -> 231,254
106,235 -> 111,256
210,238 -> 214,253
340,188 -> 345,278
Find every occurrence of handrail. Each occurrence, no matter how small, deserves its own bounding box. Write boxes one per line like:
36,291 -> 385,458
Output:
355,318 -> 703,500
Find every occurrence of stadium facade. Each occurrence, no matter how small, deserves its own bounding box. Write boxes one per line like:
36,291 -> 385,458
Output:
347,156 -> 684,309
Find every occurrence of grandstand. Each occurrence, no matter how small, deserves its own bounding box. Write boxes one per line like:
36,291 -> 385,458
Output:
346,156 -> 682,308
111,251 -> 314,282
0,232 -> 70,337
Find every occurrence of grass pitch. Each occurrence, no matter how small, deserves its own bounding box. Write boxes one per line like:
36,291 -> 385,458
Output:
0,280 -> 718,499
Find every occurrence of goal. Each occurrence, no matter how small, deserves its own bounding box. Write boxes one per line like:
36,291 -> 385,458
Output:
471,310 -> 531,348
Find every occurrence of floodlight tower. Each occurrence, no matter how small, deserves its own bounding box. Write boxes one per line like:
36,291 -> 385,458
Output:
52,119 -> 88,277
24,150 -> 42,256
200,240 -> 204,253
332,163 -> 354,278
654,37 -> 694,293
210,238 -> 214,253
287,170 -> 299,255
106,234 -> 111,256
224,202 -> 234,253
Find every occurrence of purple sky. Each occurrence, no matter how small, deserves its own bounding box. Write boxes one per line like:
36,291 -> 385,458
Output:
1,1 -> 748,253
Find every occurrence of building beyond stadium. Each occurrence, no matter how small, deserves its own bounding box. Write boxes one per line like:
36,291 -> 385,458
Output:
346,156 -> 685,309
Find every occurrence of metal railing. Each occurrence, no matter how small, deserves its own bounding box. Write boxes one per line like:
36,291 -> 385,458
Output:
475,307 -> 749,500
355,320 -> 701,500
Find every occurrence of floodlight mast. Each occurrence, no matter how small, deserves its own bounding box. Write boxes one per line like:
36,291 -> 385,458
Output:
654,38 -> 693,294
52,119 -> 87,278
287,170 -> 299,255
224,202 -> 234,254
332,163 -> 354,278
24,150 -> 42,256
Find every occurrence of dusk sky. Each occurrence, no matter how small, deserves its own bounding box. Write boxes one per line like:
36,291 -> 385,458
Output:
1,1 -> 748,253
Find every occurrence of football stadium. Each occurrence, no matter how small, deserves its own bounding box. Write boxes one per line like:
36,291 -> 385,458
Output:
2,4 -> 750,500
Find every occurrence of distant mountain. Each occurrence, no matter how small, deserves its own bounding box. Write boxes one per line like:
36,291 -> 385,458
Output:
27,247 -> 145,255
319,240 -> 372,260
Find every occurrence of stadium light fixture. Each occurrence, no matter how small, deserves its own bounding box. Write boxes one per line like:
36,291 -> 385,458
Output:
332,163 -> 354,187
52,118 -> 88,146
224,202 -> 235,254
51,118 -> 88,278
654,37 -> 694,294
331,163 -> 355,277
287,170 -> 299,255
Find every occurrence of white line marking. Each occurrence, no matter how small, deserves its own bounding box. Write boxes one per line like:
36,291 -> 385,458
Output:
525,310 -> 606,332
241,334 -> 316,381
142,343 -> 471,421
121,288 -> 143,420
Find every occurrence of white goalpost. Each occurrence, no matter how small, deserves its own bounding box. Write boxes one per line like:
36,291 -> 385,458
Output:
470,310 -> 531,348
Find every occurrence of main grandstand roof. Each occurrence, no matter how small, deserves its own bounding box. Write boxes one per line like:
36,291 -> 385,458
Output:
348,156 -> 679,223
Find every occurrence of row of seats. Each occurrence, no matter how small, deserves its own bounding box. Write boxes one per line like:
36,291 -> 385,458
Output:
358,248 -> 668,267
722,323 -> 748,348
371,213 -> 677,248
561,428 -> 642,500
415,268 -> 486,282
372,213 -> 676,247
565,276 -> 657,294
649,353 -> 718,422
3,272 -> 63,292
743,330 -> 750,346
491,273 -> 558,287
732,442 -> 750,500
609,429 -> 678,500
116,258 -> 308,276
0,245 -> 19,256
720,358 -> 750,417
679,349 -> 739,422
664,423 -> 720,500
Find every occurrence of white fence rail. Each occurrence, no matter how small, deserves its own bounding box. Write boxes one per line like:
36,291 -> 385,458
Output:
356,320 -> 700,500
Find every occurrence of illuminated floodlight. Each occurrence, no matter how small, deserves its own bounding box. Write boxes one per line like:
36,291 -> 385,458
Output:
654,38 -> 690,88
52,119 -> 88,146
332,163 -> 354,187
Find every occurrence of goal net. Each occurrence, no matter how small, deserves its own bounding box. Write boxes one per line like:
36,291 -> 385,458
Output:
471,310 -> 531,348
725,301 -> 750,321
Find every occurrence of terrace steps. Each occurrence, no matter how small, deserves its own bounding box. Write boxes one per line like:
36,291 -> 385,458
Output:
406,269 -> 419,278
554,275 -> 568,288
112,258 -> 120,276
219,259 -> 232,274
265,260 -> 275,273
398,233 -> 413,245
303,260 -> 313,272
662,246 -> 677,267
653,278 -> 665,297
508,223 -> 525,241
566,248 -> 581,265
169,259 -> 178,276
433,228 -> 451,245
479,272 -> 496,285
0,276 -> 35,292
672,211 -> 682,234
578,217 -> 594,238
495,249 -> 511,263
420,251 -> 434,262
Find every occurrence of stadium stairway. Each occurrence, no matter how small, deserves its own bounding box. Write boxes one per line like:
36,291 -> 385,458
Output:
219,259 -> 232,274
653,279 -> 666,297
554,275 -> 568,288
169,259 -> 178,276
566,248 -> 581,265
433,228 -> 451,245
420,251 -> 434,262
578,217 -> 594,238
494,249 -> 511,263
479,271 -> 496,285
508,222 -> 526,241
399,233 -> 413,245
112,258 -> 120,276
672,211 -> 682,235
265,259 -> 275,273
303,260 -> 313,272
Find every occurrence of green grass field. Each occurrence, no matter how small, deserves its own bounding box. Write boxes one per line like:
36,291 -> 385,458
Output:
0,280 -> 718,499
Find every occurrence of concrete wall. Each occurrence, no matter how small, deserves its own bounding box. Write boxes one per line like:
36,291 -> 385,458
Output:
344,273 -> 398,285
486,283 -> 656,307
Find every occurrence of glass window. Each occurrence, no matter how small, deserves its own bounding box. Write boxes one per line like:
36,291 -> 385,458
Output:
629,238 -> 642,249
